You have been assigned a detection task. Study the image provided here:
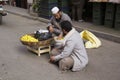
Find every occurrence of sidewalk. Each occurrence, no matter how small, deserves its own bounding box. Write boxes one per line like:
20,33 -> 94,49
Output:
3,5 -> 120,43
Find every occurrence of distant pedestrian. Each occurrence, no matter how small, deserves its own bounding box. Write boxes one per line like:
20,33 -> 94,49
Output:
71,0 -> 85,22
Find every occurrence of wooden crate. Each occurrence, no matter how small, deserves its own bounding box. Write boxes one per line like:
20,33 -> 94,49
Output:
92,3 -> 105,25
114,21 -> 120,30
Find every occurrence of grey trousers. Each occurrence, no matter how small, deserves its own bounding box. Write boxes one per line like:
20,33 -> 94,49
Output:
50,48 -> 74,71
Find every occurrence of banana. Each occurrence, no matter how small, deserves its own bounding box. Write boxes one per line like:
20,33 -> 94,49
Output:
21,35 -> 38,42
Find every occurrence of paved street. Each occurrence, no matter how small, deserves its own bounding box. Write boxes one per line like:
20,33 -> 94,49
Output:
0,13 -> 120,80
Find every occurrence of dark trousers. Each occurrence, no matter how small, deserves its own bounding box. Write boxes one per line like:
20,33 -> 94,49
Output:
72,0 -> 85,20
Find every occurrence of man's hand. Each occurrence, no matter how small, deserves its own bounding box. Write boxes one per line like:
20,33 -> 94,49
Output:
48,26 -> 54,33
57,33 -> 63,40
49,56 -> 56,63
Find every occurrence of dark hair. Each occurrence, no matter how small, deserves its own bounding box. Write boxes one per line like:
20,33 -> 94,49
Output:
60,21 -> 72,32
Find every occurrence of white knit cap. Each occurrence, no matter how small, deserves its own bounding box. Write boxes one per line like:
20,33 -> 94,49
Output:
51,7 -> 59,14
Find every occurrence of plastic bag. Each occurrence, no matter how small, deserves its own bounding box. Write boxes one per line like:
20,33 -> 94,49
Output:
80,30 -> 102,48
34,31 -> 52,41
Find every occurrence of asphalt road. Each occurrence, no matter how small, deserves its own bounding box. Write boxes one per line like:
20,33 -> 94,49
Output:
0,13 -> 120,80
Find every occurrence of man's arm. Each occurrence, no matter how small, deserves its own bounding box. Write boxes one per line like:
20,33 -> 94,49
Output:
62,12 -> 72,24
54,40 -> 75,61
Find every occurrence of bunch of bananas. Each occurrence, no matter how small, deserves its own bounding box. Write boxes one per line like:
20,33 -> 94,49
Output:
20,35 -> 38,42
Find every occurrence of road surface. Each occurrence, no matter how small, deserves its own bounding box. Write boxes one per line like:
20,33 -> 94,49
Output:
0,13 -> 120,80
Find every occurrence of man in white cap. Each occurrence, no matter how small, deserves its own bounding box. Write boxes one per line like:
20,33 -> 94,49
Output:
47,6 -> 72,38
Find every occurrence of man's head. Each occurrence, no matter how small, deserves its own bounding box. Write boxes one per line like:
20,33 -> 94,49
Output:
60,21 -> 72,36
51,7 -> 62,22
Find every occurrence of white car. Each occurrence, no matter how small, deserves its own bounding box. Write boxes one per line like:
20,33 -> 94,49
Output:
0,4 -> 7,24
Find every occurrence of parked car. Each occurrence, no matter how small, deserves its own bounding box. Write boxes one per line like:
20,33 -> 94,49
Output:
0,1 -> 7,24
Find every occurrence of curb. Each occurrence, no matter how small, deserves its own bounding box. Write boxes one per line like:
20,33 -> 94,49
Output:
75,27 -> 120,43
6,10 -> 49,23
6,10 -> 120,43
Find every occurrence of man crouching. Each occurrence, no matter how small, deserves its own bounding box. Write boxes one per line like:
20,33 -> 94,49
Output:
50,21 -> 88,72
